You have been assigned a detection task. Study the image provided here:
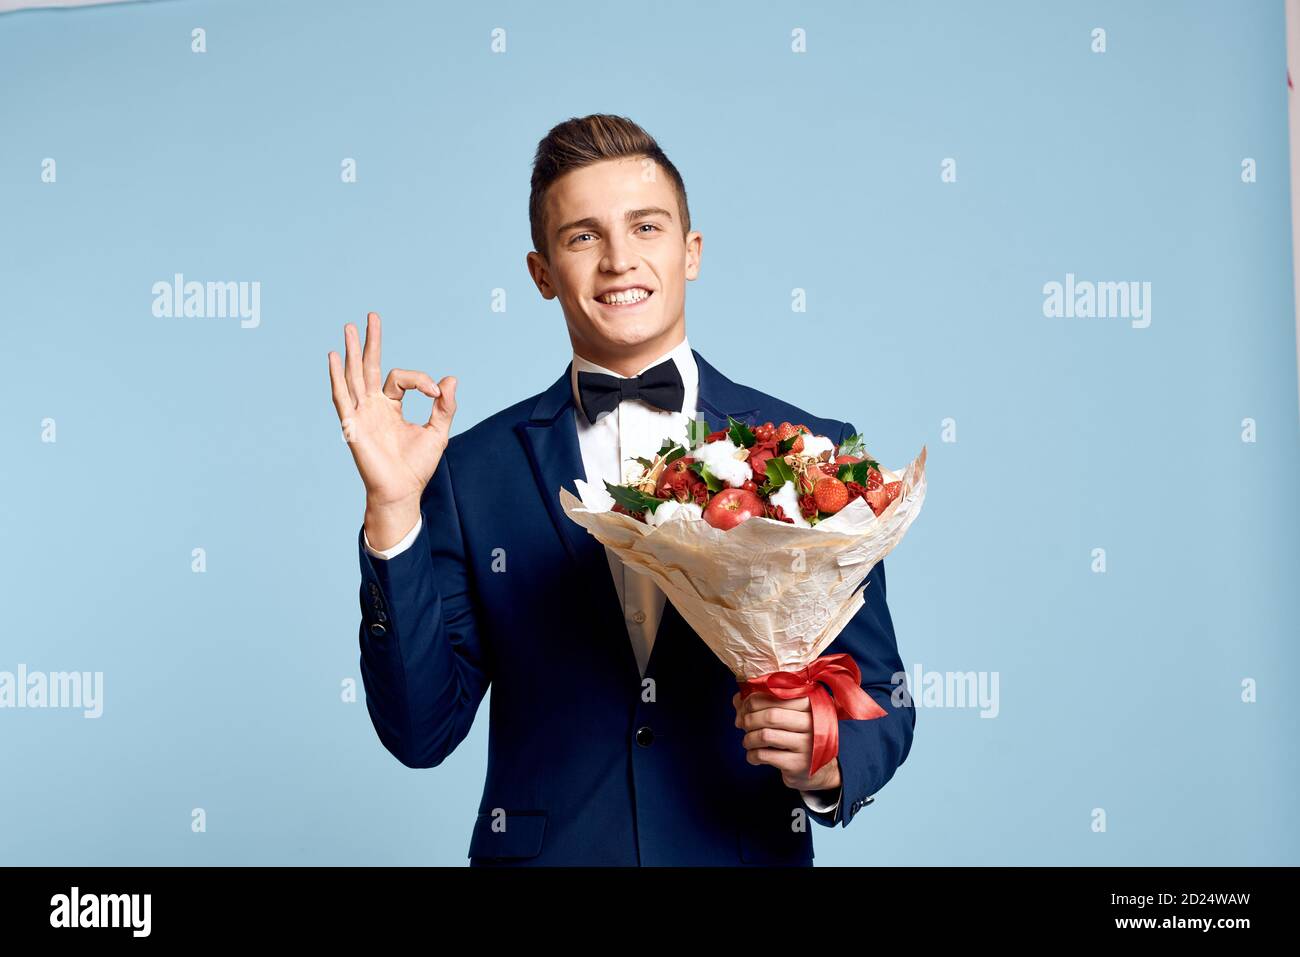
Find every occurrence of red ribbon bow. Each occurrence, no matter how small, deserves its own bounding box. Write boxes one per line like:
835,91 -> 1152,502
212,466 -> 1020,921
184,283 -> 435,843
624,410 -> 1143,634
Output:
737,653 -> 888,778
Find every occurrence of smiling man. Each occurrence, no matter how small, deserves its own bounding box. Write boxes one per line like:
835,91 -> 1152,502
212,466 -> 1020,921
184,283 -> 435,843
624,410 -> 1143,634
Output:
328,113 -> 915,866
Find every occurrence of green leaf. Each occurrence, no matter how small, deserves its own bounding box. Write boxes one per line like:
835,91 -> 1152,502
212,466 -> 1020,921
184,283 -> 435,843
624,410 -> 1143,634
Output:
688,460 -> 724,493
837,432 -> 868,458
664,444 -> 686,465
777,434 -> 798,455
633,456 -> 655,469
727,415 -> 756,449
603,480 -> 664,514
836,459 -> 881,485
761,455 -> 797,494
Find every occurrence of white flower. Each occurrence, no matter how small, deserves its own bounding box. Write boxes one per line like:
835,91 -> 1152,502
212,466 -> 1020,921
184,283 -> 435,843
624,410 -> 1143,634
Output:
648,499 -> 703,527
693,437 -> 754,488
801,434 -> 835,460
622,458 -> 651,485
768,481 -> 811,527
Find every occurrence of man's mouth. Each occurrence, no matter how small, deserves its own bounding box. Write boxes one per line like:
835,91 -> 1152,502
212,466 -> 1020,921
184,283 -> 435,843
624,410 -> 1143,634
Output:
594,287 -> 654,307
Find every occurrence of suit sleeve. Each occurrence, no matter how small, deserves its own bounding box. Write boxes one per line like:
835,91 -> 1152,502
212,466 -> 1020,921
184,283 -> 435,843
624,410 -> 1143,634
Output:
808,420 -> 916,829
800,785 -> 842,823
356,448 -> 492,769
363,516 -> 422,559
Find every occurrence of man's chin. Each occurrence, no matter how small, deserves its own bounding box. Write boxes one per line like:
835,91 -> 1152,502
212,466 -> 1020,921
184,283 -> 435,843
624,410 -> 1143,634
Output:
584,316 -> 671,348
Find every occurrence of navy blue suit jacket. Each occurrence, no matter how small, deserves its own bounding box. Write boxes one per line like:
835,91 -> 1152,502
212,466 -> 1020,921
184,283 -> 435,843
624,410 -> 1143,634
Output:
357,348 -> 915,866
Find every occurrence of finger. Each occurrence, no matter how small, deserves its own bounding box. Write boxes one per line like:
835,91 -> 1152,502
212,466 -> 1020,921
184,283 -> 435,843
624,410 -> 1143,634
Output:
426,375 -> 457,429
736,706 -> 811,733
383,368 -> 440,402
742,728 -> 809,753
362,311 -> 383,394
746,748 -> 805,773
327,351 -> 354,419
744,693 -> 811,715
344,323 -> 365,400
738,693 -> 810,721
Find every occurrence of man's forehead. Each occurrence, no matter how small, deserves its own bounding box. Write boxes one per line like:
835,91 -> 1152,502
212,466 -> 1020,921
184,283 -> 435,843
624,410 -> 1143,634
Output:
548,161 -> 673,216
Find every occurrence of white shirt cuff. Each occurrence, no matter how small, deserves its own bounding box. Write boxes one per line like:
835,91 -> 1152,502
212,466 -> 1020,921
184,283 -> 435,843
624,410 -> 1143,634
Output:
363,516 -> 422,560
800,787 -> 841,815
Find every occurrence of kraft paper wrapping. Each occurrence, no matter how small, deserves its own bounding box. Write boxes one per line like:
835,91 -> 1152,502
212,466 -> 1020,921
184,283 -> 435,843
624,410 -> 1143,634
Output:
559,446 -> 927,682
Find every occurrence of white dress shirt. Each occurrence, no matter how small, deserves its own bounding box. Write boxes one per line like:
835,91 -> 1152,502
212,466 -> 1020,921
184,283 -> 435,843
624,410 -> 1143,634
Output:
362,335 -> 841,818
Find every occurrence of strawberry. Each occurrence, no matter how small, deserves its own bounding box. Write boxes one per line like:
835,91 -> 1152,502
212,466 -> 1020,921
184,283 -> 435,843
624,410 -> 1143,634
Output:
812,476 -> 849,514
775,421 -> 806,454
865,480 -> 902,516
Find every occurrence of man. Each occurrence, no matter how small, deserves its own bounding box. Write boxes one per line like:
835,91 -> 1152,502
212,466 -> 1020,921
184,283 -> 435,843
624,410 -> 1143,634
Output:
327,114 -> 914,866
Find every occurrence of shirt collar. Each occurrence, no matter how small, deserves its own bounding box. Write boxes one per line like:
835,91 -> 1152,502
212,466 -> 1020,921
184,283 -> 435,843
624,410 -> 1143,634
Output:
570,335 -> 698,423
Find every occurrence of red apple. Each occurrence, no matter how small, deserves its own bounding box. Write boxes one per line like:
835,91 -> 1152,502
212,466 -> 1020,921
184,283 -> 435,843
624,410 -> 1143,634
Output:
702,488 -> 766,530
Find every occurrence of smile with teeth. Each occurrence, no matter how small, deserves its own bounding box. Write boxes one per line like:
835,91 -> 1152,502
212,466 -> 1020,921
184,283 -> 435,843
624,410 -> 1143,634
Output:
596,288 -> 653,306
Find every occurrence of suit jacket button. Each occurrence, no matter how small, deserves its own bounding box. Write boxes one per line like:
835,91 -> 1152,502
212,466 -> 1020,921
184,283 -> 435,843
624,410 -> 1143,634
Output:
369,623 -> 387,637
369,583 -> 380,597
635,726 -> 654,747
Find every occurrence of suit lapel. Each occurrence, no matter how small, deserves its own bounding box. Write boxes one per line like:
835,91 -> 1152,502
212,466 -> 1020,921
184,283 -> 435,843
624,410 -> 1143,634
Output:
515,347 -> 762,682
514,364 -> 600,572
692,348 -> 762,435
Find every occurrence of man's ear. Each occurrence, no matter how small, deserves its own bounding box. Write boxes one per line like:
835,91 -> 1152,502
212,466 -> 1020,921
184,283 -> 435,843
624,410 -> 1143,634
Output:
525,249 -> 556,300
684,230 -> 703,281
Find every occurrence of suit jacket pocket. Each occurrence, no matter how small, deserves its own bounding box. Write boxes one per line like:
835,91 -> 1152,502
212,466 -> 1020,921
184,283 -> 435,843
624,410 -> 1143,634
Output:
467,810 -> 548,862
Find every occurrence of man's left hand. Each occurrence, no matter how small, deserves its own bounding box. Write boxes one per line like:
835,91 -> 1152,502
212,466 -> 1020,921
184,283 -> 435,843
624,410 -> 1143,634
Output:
733,691 -> 841,792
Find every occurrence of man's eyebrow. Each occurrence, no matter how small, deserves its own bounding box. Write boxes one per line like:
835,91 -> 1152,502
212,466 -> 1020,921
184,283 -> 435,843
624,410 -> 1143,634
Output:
553,207 -> 674,237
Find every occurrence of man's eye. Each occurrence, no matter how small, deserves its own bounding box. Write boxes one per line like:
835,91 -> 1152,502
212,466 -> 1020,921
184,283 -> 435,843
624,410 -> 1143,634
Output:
570,232 -> 595,244
637,223 -> 660,234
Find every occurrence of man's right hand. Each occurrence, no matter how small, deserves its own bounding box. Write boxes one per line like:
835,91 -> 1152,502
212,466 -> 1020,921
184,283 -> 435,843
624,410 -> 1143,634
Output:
328,311 -> 458,551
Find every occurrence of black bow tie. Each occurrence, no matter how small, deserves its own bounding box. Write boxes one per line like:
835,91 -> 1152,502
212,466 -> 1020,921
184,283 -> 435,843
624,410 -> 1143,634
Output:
576,357 -> 686,425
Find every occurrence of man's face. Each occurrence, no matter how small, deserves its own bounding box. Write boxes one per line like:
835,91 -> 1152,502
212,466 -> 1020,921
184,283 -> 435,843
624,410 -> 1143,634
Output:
527,157 -> 701,372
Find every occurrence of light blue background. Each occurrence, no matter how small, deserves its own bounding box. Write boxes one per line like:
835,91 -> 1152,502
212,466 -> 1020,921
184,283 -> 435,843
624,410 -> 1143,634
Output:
1,0 -> 1296,866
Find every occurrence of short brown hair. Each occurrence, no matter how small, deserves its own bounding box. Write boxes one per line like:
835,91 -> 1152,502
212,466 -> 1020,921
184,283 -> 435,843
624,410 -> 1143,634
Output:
529,114 -> 691,259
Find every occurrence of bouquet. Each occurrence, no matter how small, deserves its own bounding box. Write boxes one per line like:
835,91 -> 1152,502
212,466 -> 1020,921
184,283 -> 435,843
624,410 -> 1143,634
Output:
559,416 -> 927,777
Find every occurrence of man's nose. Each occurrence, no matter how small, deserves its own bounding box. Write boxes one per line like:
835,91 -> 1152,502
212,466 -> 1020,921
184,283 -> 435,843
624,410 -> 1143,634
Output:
601,232 -> 634,272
